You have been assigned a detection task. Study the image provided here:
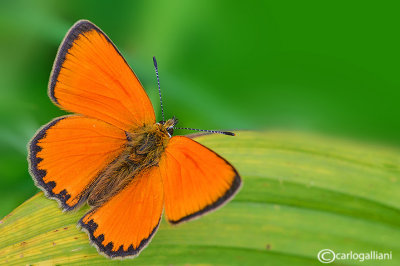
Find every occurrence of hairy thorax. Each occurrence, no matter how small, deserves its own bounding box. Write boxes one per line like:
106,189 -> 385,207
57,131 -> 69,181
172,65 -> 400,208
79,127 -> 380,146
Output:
86,119 -> 175,207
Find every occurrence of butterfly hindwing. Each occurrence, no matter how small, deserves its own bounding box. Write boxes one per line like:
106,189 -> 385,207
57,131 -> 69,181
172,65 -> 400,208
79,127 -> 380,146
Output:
49,20 -> 155,131
159,136 -> 242,224
79,166 -> 164,258
29,115 -> 127,210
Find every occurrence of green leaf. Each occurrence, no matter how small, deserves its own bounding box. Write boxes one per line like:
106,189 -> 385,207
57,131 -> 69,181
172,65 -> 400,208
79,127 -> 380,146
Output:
1,131 -> 399,265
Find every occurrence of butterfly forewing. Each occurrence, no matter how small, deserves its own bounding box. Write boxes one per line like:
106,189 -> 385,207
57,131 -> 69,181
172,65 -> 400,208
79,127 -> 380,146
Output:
49,20 -> 155,131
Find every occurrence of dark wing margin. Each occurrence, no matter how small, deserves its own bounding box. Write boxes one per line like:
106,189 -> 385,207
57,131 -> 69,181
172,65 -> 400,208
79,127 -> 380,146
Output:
46,19 -> 156,130
170,173 -> 241,225
78,166 -> 164,259
28,116 -> 79,210
28,115 -> 127,211
160,136 -> 242,225
78,212 -> 161,259
48,19 -> 131,105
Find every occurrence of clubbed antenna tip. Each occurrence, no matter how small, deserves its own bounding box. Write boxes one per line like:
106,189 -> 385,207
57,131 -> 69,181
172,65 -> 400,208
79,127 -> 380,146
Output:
153,56 -> 165,121
153,56 -> 158,68
222,131 -> 235,136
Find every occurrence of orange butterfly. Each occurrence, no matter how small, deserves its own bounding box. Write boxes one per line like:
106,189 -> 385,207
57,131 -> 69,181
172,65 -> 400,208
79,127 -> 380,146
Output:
28,20 -> 241,259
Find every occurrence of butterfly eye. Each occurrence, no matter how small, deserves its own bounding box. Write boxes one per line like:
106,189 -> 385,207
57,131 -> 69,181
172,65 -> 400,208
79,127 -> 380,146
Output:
167,126 -> 174,136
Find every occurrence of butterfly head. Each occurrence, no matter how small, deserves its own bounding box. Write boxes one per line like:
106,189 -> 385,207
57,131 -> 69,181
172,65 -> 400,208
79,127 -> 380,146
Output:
158,116 -> 178,137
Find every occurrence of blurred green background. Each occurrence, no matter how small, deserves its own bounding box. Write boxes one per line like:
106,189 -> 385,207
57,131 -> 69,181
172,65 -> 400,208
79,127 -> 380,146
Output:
0,0 -> 399,218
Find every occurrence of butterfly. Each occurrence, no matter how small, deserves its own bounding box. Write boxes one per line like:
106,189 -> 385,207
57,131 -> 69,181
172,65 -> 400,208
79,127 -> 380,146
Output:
28,20 -> 242,259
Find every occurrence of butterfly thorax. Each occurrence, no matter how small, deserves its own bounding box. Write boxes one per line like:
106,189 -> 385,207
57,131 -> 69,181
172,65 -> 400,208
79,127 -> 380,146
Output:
86,118 -> 176,207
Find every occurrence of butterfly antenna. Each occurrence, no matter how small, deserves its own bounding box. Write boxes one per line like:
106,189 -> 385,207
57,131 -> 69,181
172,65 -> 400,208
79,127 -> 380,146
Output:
153,56 -> 165,122
174,127 -> 235,136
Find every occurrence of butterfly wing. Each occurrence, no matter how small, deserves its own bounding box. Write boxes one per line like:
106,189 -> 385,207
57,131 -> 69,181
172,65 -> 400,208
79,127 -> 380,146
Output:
49,20 -> 155,131
159,136 -> 242,224
29,115 -> 127,211
79,166 -> 163,258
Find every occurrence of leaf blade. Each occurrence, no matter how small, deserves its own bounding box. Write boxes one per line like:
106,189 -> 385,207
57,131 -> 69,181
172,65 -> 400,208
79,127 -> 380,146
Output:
1,131 -> 399,265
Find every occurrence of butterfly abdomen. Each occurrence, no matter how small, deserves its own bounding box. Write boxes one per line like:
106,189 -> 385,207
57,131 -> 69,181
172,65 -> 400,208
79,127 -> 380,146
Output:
86,124 -> 170,207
